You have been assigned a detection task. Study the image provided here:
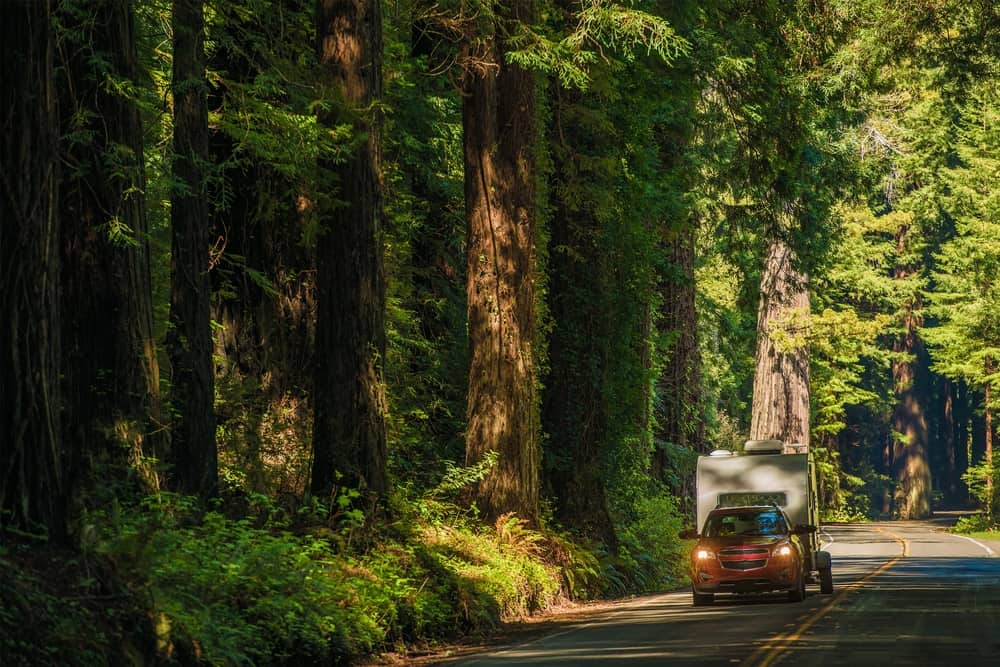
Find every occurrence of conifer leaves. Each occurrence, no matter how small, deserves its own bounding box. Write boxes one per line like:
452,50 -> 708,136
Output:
502,1 -> 690,90
924,77 -> 1000,387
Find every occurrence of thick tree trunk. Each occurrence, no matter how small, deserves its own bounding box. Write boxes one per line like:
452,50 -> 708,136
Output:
954,380 -> 971,505
985,363 -> 994,517
168,0 -> 217,497
311,0 -> 388,505
890,228 -> 931,519
462,0 -> 540,525
940,378 -> 957,504
58,0 -> 164,490
0,0 -> 66,540
749,236 -> 810,450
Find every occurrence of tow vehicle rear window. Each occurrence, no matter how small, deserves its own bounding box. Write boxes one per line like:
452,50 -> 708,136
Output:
703,510 -> 788,537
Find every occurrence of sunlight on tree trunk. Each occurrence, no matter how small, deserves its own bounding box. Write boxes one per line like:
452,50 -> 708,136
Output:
750,236 -> 810,450
463,0 -> 540,525
891,226 -> 931,519
311,0 -> 388,508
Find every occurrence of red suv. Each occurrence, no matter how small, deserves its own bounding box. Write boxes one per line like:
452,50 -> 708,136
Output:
685,505 -> 814,605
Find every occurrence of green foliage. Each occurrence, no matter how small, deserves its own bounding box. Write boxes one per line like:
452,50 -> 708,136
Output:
380,3 -> 469,491
0,545 -> 146,667
99,495 -> 377,664
508,0 -> 689,89
961,460 -> 1000,524
38,444 -> 586,666
952,513 -> 1000,535
612,494 -> 688,594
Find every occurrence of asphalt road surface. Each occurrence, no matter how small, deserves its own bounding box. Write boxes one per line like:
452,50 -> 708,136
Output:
446,517 -> 1000,666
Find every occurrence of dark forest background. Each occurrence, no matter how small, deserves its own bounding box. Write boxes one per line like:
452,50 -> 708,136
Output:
2,0 -> 998,663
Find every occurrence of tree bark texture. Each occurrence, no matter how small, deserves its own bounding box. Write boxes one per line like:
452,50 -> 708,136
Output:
462,0 -> 540,525
954,379 -> 970,504
985,360 -> 994,516
58,0 -> 164,489
0,0 -> 66,540
940,378 -> 957,503
311,0 -> 388,504
750,236 -> 810,450
168,0 -> 217,497
890,228 -> 931,519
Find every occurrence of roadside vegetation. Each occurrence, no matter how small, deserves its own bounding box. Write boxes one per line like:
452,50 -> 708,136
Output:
2,0 -> 999,664
1,477 -> 688,665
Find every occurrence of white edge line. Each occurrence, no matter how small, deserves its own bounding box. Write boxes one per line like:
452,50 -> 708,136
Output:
952,533 -> 996,557
820,527 -> 834,550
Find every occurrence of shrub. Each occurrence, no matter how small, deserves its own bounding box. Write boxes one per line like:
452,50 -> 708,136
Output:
99,495 -> 382,665
615,493 -> 687,594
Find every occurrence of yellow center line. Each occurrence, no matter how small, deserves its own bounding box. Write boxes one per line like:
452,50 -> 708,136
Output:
741,526 -> 909,667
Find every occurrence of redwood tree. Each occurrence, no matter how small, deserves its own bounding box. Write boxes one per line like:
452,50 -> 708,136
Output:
311,0 -> 388,505
462,0 -> 540,524
890,225 -> 932,519
749,234 -> 811,449
0,0 -> 65,540
168,0 -> 217,497
58,0 -> 163,488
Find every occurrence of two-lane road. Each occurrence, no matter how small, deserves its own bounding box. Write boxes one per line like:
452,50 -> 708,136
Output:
445,519 -> 1000,666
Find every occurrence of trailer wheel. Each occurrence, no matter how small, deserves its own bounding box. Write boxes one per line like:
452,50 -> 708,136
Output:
819,565 -> 834,594
692,587 -> 714,606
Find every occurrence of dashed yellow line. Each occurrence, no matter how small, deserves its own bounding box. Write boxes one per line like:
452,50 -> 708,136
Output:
741,526 -> 909,667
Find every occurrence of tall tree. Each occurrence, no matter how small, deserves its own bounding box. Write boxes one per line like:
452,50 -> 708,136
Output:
750,233 -> 811,449
462,0 -> 540,524
891,234 -> 932,518
0,0 -> 65,540
311,0 -> 388,505
168,0 -> 217,497
57,0 -> 164,488
924,77 -> 1000,515
541,0 -> 693,537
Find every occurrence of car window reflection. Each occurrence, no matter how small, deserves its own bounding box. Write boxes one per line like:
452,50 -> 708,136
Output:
704,510 -> 788,537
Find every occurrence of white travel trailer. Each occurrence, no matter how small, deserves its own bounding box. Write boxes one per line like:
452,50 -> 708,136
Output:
694,439 -> 833,592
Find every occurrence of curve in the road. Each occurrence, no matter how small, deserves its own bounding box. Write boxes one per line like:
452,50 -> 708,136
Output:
951,533 -> 996,557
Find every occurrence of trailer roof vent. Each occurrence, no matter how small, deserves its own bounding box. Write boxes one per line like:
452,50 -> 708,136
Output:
708,449 -> 735,457
743,439 -> 784,454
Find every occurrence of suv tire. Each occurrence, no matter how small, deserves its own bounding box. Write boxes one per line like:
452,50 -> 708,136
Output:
787,573 -> 806,602
692,587 -> 714,606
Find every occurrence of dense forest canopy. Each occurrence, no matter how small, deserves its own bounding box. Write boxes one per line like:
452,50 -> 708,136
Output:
1,0 -> 998,663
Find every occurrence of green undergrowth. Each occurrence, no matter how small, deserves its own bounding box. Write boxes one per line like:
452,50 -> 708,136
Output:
951,513 -> 1000,538
1,485 -> 687,665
